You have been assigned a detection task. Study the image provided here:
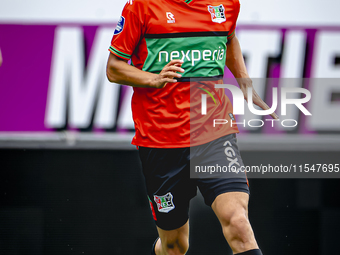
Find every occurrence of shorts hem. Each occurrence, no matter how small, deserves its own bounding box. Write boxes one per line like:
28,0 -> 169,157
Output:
155,217 -> 189,231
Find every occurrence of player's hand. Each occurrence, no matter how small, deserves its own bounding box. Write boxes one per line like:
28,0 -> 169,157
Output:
0,49 -> 2,67
150,60 -> 184,88
238,78 -> 279,120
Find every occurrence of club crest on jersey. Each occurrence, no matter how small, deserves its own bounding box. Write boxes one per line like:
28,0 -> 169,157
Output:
114,16 -> 125,35
208,4 -> 226,23
154,192 -> 175,213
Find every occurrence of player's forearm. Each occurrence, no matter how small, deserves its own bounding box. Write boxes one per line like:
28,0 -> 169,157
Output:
225,36 -> 251,87
106,53 -> 158,88
226,37 -> 279,119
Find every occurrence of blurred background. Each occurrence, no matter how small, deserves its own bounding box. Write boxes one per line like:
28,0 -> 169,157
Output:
0,0 -> 339,254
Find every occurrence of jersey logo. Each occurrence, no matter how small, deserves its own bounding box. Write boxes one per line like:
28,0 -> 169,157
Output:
154,192 -> 175,213
207,4 -> 226,23
114,16 -> 125,35
127,0 -> 134,5
166,12 -> 176,23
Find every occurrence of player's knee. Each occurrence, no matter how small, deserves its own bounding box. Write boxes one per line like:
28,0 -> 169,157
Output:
219,208 -> 247,230
216,208 -> 234,228
218,204 -> 248,228
226,213 -> 252,241
229,213 -> 249,230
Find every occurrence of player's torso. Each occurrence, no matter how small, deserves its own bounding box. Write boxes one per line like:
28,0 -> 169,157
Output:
125,0 -> 240,147
132,0 -> 239,78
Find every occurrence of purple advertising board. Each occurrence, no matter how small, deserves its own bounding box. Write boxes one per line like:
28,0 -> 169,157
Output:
0,24 -> 339,136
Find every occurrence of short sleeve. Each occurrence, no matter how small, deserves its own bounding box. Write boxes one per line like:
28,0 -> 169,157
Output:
227,0 -> 240,40
109,1 -> 145,60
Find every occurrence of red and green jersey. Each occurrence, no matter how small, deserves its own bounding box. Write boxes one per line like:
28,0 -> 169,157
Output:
110,0 -> 240,148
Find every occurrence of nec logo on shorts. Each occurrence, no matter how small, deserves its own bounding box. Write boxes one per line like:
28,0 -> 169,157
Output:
154,192 -> 175,213
207,4 -> 226,23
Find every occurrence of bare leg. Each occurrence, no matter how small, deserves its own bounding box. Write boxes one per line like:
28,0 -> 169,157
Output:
211,192 -> 259,254
154,220 -> 189,255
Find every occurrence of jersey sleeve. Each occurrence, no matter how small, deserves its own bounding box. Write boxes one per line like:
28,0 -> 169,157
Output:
109,1 -> 145,60
227,0 -> 240,40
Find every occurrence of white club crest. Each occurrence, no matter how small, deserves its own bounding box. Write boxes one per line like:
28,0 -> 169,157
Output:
207,4 -> 226,24
154,192 -> 175,213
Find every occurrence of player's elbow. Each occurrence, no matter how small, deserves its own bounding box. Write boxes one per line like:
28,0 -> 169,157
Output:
106,53 -> 122,83
106,60 -> 122,84
106,64 -> 117,83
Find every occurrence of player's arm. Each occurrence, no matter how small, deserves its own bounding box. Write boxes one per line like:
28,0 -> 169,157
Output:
106,53 -> 184,89
226,36 -> 279,119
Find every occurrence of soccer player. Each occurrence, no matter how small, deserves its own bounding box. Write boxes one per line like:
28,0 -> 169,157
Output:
107,0 -> 277,254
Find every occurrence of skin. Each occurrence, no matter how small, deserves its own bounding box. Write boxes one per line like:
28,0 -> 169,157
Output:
106,55 -> 184,88
106,35 -> 276,254
0,49 -> 3,67
153,193 -> 257,255
155,222 -> 190,255
225,36 -> 279,120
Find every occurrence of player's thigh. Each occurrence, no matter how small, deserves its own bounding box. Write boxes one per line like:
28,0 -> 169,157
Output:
139,146 -> 196,230
194,134 -> 249,207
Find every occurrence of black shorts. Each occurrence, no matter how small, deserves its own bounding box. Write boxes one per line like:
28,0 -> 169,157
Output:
138,133 -> 249,230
